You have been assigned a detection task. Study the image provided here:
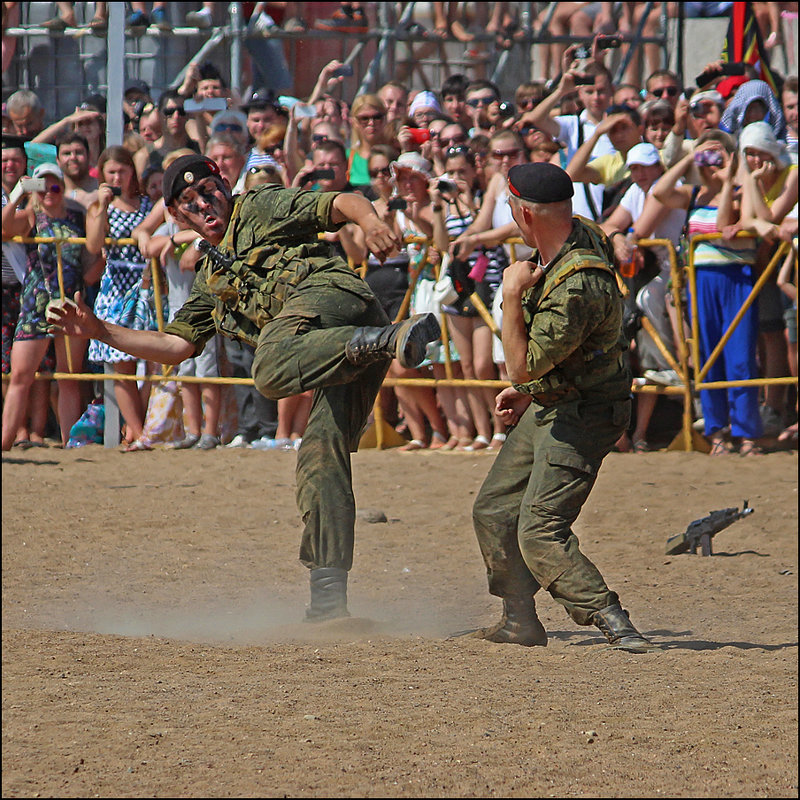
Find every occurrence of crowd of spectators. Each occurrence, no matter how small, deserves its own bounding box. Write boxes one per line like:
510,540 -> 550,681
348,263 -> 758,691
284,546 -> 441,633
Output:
1,1 -> 798,455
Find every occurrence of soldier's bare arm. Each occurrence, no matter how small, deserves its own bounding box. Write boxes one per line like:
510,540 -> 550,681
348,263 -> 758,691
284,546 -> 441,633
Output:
331,193 -> 401,263
47,292 -> 196,364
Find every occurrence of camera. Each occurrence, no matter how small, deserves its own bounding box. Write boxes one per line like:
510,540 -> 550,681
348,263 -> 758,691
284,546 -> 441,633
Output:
497,101 -> 515,119
110,186 -> 123,196
331,64 -> 354,78
20,178 -> 46,193
408,128 -> 431,145
387,197 -> 407,211
597,35 -> 621,50
694,150 -> 724,168
573,75 -> 595,86
305,168 -> 335,183
437,177 -> 458,194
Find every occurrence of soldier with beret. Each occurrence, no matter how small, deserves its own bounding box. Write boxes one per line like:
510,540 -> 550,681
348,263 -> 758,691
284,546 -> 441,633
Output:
47,152 -> 441,622
461,162 -> 659,653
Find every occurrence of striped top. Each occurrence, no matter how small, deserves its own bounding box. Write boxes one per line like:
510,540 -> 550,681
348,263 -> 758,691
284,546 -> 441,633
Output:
688,205 -> 757,269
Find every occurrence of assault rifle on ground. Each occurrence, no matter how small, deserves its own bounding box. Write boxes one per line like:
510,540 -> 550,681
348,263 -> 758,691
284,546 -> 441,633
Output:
665,501 -> 755,556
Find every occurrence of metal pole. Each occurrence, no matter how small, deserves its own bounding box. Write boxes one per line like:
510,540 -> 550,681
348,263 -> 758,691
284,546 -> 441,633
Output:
229,2 -> 242,96
676,1 -> 685,88
106,2 -> 125,147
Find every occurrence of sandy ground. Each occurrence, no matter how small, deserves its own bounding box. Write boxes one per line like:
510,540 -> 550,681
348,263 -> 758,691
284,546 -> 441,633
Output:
2,440 -> 798,798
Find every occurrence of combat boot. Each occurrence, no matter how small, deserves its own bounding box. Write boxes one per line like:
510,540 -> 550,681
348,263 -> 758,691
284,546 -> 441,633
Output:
455,596 -> 548,647
345,313 -> 440,369
305,567 -> 350,622
592,603 -> 661,652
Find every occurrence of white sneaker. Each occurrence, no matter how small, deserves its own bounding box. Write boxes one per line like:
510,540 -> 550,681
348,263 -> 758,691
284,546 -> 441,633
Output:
226,434 -> 251,448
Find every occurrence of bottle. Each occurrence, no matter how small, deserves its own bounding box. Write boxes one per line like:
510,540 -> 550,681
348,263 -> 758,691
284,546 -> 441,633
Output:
618,227 -> 638,279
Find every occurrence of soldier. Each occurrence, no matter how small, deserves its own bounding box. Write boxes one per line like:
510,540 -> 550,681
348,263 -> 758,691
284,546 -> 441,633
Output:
47,153 -> 441,622
462,162 -> 659,653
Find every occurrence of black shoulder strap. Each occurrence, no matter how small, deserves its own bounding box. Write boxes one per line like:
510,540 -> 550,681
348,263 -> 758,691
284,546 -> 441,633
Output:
681,184 -> 701,241
576,114 -> 600,221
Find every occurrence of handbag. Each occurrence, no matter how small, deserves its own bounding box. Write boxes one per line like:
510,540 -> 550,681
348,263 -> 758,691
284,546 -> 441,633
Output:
432,253 -> 459,307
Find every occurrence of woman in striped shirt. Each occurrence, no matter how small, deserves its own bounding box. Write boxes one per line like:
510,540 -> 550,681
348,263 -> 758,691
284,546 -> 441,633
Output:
653,129 -> 762,456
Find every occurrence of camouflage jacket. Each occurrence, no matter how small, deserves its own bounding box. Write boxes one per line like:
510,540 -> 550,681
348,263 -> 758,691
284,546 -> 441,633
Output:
513,216 -> 630,406
163,184 -> 359,351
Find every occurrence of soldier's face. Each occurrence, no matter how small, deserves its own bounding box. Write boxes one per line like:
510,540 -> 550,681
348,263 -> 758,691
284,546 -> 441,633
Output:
172,176 -> 232,245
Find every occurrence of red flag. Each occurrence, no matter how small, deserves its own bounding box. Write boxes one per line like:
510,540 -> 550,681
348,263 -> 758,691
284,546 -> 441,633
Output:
721,2 -> 778,94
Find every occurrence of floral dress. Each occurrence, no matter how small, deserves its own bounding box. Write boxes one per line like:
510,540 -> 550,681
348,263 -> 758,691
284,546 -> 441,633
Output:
14,206 -> 86,342
88,196 -> 154,364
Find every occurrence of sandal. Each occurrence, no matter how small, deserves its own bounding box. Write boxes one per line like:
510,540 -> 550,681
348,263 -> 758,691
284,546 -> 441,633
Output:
399,439 -> 427,452
738,439 -> 763,457
13,439 -> 32,450
632,438 -> 650,453
428,431 -> 451,450
463,434 -> 491,452
123,439 -> 152,452
488,433 -> 507,450
709,438 -> 730,456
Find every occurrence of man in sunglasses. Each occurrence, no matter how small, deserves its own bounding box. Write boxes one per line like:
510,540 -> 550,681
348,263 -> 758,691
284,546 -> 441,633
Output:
465,80 -> 502,137
461,162 -> 659,654
644,69 -> 682,109
47,153 -> 441,623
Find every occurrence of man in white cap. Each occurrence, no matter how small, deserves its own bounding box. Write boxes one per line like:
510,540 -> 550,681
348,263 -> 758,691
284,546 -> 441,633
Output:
663,89 -> 725,169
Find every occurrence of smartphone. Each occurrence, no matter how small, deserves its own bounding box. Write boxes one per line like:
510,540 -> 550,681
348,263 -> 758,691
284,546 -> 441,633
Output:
306,168 -> 335,182
20,177 -> 46,193
387,197 -> 407,211
695,61 -> 745,88
597,35 -> 622,50
293,102 -> 317,119
573,75 -> 595,86
574,44 -> 592,60
184,97 -> 228,113
110,186 -> 122,196
331,64 -> 354,78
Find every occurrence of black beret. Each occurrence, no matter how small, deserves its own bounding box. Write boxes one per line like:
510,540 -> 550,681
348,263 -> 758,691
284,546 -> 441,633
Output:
508,163 -> 574,203
162,154 -> 221,205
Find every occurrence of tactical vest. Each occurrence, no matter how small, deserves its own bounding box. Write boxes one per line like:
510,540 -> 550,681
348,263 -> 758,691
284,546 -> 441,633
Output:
517,245 -> 626,405
203,187 -> 338,343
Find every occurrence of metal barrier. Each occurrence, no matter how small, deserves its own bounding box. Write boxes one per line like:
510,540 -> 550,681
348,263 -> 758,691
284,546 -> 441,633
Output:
6,231 -> 797,451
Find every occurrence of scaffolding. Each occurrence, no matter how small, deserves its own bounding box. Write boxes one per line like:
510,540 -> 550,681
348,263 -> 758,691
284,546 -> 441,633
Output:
3,2 -> 675,121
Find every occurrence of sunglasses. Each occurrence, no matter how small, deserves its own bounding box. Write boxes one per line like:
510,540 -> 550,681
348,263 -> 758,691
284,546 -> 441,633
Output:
466,96 -> 497,108
38,183 -> 62,194
356,113 -> 384,124
517,97 -> 539,109
518,126 -> 540,137
311,134 -> 329,143
652,86 -> 679,98
163,106 -> 186,117
440,135 -> 466,146
369,166 -> 391,178
445,145 -> 470,158
491,148 -> 522,160
248,165 -> 278,175
215,123 -> 243,132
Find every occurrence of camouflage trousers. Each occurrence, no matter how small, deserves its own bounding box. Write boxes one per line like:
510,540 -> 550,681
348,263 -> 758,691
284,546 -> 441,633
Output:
472,394 -> 631,626
251,272 -> 391,572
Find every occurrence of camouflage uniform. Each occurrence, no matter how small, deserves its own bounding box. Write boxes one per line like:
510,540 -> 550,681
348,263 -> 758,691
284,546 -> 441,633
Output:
472,217 -> 632,626
164,184 -> 391,572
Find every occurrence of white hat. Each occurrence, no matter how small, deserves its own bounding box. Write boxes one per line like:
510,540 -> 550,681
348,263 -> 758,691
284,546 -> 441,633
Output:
690,90 -> 724,109
739,120 -> 791,168
32,162 -> 64,181
625,142 -> 661,167
210,109 -> 248,134
408,90 -> 441,117
391,151 -> 431,178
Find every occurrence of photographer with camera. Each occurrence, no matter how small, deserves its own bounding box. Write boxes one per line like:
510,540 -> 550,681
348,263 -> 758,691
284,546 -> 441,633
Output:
526,44 -> 616,221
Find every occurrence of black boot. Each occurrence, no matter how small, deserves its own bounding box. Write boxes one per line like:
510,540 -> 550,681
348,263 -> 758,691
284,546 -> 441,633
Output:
305,567 -> 350,622
454,596 -> 548,647
345,313 -> 440,369
592,603 -> 660,652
